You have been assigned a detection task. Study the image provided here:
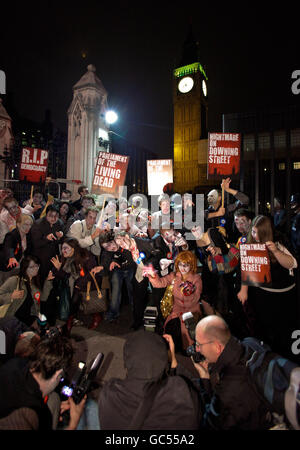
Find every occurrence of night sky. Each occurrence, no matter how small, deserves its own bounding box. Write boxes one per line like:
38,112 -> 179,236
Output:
1,2 -> 300,159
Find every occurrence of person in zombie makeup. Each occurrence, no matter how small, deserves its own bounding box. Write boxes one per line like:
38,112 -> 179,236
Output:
233,208 -> 254,247
205,178 -> 250,241
0,214 -> 34,283
143,251 -> 202,352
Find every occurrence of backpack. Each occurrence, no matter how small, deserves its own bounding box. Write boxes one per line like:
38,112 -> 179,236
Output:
242,337 -> 299,425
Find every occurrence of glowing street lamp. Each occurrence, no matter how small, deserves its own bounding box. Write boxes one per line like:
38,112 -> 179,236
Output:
105,110 -> 118,125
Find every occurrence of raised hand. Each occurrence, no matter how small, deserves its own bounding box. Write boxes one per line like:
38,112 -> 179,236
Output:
51,255 -> 62,270
7,258 -> 19,269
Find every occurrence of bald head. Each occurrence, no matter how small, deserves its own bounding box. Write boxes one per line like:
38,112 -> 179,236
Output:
197,315 -> 231,346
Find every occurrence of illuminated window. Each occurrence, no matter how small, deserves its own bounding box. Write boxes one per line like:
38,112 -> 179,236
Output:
278,163 -> 285,170
291,129 -> 300,147
274,132 -> 286,148
259,134 -> 270,149
293,162 -> 300,170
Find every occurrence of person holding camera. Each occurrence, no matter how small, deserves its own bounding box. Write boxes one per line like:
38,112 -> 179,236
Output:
188,315 -> 271,430
0,334 -> 86,430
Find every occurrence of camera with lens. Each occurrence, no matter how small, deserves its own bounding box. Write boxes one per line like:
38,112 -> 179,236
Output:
182,312 -> 205,363
143,306 -> 158,332
60,352 -> 104,404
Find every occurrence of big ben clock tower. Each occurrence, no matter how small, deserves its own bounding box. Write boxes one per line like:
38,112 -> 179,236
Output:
173,29 -> 209,193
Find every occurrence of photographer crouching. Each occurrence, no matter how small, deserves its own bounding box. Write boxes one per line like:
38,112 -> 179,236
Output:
0,333 -> 87,430
168,315 -> 273,430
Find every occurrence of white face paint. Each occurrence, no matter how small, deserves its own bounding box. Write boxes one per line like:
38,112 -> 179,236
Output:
234,216 -> 251,235
102,241 -> 119,252
61,243 -> 74,258
207,190 -> 219,206
178,262 -> 191,275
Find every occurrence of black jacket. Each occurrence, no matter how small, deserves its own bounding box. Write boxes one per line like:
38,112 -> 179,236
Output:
98,330 -> 202,430
0,228 -> 32,271
100,247 -> 136,274
200,336 -> 271,430
30,217 -> 64,279
0,357 -> 53,429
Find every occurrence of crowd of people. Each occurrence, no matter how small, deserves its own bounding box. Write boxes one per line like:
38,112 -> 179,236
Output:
0,179 -> 299,430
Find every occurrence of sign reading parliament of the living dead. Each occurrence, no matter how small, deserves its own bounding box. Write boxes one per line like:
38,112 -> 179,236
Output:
19,147 -> 49,183
147,159 -> 173,195
240,243 -> 272,287
207,133 -> 241,178
91,151 -> 130,197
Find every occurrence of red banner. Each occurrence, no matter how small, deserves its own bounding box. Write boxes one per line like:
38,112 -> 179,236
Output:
240,243 -> 272,287
91,151 -> 130,197
207,133 -> 240,178
19,147 -> 49,183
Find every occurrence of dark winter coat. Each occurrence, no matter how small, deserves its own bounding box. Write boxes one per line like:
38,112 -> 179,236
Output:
0,228 -> 32,271
98,330 -> 202,430
201,336 -> 271,430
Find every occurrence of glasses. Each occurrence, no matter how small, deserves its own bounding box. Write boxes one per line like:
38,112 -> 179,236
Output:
195,340 -> 214,348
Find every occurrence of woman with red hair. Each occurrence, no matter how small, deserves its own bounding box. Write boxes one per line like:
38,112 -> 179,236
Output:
144,250 -> 203,352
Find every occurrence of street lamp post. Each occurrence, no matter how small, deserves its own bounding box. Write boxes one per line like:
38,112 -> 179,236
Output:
98,110 -> 118,152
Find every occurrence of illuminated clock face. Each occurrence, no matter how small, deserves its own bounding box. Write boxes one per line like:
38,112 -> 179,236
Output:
178,76 -> 194,93
202,79 -> 207,97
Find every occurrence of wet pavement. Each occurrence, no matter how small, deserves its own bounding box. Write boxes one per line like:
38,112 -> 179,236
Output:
58,300 -> 199,398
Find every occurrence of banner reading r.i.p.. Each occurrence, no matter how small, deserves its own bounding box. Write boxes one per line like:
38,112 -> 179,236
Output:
19,147 -> 49,183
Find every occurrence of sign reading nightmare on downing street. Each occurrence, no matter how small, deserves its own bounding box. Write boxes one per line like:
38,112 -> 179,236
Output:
207,133 -> 241,179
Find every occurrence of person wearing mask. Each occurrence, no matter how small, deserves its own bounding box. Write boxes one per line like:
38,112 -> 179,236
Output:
30,204 -> 64,283
0,255 -> 54,327
0,214 -> 33,284
205,178 -> 249,241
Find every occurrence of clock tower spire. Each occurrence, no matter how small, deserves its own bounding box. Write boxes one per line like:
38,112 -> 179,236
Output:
173,27 -> 209,193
